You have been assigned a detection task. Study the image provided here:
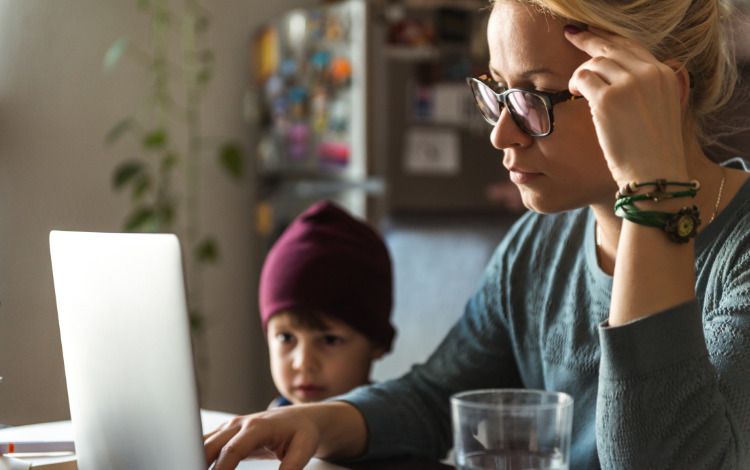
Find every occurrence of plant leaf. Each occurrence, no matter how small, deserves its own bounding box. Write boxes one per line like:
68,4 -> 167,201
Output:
112,161 -> 145,190
160,151 -> 179,171
124,206 -> 159,232
195,237 -> 219,263
142,128 -> 168,150
196,67 -> 212,85
105,118 -> 135,146
218,142 -> 243,180
103,38 -> 130,72
189,309 -> 204,332
131,174 -> 152,202
157,200 -> 176,227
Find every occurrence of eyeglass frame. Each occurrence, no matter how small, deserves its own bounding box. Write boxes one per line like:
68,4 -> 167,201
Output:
466,73 -> 584,137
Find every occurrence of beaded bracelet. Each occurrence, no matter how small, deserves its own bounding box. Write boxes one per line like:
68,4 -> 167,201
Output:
616,178 -> 701,199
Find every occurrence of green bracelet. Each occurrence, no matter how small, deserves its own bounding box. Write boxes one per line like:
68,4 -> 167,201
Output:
614,188 -> 698,210
615,203 -> 701,243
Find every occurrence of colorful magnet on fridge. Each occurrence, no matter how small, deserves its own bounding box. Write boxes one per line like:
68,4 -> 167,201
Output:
329,57 -> 352,85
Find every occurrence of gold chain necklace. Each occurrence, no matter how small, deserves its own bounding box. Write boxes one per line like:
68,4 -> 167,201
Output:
709,166 -> 726,224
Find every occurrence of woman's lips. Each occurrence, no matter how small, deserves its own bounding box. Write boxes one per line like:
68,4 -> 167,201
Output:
508,168 -> 542,184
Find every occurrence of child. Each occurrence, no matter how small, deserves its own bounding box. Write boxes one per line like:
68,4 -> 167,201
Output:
258,200 -> 396,407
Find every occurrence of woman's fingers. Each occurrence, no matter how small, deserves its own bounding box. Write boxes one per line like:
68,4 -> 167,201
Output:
566,28 -> 669,91
277,431 -> 322,470
204,411 -> 320,470
567,26 -> 656,65
204,417 -> 246,467
562,25 -> 688,184
568,55 -> 625,97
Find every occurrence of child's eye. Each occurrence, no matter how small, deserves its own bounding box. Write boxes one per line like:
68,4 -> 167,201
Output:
322,335 -> 343,346
276,332 -> 295,343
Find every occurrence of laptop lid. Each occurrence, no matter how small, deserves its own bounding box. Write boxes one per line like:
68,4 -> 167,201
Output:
49,230 -> 205,470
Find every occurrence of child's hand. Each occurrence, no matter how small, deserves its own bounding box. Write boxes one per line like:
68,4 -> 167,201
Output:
564,25 -> 690,186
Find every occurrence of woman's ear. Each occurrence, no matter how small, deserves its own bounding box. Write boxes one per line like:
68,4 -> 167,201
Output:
665,60 -> 691,109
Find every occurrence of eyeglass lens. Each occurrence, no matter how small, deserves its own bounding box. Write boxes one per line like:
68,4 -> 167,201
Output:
471,80 -> 550,136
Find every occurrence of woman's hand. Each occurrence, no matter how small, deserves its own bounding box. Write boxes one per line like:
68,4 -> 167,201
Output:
564,26 -> 690,187
204,407 -> 319,470
564,25 -> 698,326
204,401 -> 367,470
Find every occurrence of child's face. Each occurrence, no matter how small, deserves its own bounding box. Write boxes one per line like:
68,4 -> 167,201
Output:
267,311 -> 386,405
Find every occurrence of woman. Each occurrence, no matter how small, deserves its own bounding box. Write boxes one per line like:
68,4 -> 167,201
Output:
205,0 -> 750,468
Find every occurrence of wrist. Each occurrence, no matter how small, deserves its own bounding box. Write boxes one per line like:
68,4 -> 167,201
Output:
313,401 -> 368,460
613,178 -> 701,243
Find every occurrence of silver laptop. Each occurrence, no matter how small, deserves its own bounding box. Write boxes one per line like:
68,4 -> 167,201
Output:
50,230 -> 207,470
50,231 -> 350,470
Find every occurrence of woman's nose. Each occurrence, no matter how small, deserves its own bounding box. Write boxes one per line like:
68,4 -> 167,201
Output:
490,108 -> 533,150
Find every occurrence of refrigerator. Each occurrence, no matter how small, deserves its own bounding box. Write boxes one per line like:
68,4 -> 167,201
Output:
250,0 -> 377,249
249,0 -> 518,250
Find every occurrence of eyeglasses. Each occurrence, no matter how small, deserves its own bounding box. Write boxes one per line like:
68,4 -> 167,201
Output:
466,73 -> 584,137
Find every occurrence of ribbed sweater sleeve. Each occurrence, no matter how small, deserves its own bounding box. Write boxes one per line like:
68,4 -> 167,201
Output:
596,300 -> 742,469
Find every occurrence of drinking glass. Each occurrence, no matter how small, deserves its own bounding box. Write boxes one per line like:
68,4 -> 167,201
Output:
451,389 -> 573,470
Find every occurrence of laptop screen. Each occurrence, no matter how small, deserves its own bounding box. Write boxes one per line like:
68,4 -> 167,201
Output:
50,231 -> 206,470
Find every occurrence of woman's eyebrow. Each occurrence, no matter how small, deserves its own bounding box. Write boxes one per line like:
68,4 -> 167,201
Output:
489,65 -> 558,82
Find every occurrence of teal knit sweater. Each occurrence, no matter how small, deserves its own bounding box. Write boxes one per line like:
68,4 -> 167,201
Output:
341,167 -> 750,469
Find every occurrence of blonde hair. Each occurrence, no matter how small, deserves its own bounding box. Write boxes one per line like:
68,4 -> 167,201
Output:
493,0 -> 741,160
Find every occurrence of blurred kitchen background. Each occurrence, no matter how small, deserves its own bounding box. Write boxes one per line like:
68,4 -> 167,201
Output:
0,0 -> 748,426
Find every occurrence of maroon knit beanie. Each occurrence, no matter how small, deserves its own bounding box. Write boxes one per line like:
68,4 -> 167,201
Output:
259,200 -> 395,351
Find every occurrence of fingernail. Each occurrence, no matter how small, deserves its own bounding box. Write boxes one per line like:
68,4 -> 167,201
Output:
564,25 -> 582,35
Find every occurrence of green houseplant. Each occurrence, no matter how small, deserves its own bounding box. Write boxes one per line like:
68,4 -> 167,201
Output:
103,0 -> 244,373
